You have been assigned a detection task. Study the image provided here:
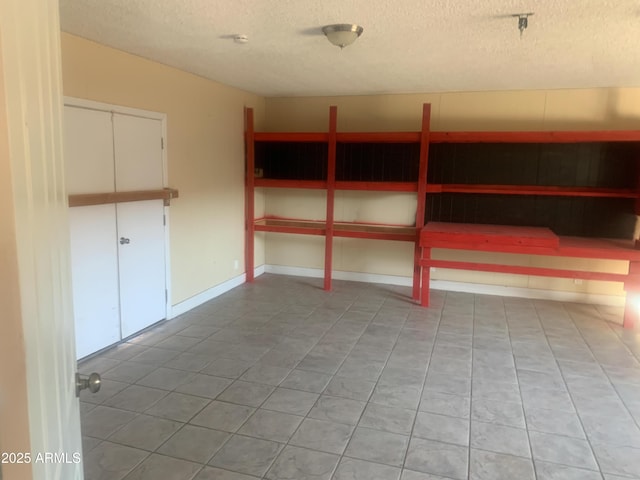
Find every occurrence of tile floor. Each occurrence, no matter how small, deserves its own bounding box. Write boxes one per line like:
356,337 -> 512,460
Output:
79,274 -> 640,480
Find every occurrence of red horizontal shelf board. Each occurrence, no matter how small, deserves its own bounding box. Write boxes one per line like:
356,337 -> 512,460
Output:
253,132 -> 329,142
423,238 -> 640,260
419,224 -> 640,261
422,222 -> 559,248
334,230 -> 416,242
430,131 -> 640,143
254,218 -> 416,241
335,181 -> 418,192
254,130 -> 640,144
557,237 -> 640,261
255,179 -> 328,189
421,258 -> 629,283
425,184 -> 638,198
336,132 -> 421,143
255,224 -> 325,236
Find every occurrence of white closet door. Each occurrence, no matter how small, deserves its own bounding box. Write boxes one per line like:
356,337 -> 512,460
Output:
117,200 -> 167,338
113,113 -> 164,191
64,106 -> 115,194
69,205 -> 121,358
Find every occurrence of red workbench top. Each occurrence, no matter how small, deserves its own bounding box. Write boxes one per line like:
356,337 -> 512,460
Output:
421,222 -> 559,249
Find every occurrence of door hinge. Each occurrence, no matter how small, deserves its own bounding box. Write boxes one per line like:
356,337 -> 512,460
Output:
165,289 -> 168,302
163,214 -> 166,226
161,137 -> 164,150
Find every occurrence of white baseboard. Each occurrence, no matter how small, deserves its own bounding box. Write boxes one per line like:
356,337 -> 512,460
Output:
169,264 -> 625,319
169,265 -> 266,318
263,264 -> 626,307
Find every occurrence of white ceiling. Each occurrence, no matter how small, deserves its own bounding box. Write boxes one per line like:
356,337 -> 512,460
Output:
59,0 -> 640,97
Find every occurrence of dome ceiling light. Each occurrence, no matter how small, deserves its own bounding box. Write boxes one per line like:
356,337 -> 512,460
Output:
322,24 -> 364,49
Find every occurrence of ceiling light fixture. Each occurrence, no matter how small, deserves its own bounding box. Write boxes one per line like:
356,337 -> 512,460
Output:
513,13 -> 534,38
322,24 -> 363,49
234,34 -> 248,44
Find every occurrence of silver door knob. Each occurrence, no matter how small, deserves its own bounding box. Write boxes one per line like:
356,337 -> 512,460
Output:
119,237 -> 130,245
75,372 -> 101,397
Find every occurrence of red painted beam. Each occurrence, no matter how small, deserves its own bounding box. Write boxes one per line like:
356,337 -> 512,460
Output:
425,183 -> 637,198
336,132 -> 421,143
414,104 -> 431,300
430,130 -> 640,143
254,224 -> 325,236
245,108 -> 255,282
623,296 -> 637,329
334,230 -> 416,242
254,132 -> 329,142
255,179 -> 328,189
335,181 -> 418,192
324,106 -> 338,291
421,259 -> 630,283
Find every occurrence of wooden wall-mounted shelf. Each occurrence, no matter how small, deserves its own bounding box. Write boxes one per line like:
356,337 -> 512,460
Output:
245,104 -> 431,295
68,188 -> 179,207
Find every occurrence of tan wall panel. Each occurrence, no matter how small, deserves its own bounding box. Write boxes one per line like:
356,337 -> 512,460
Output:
334,238 -> 414,277
334,191 -> 416,225
61,33 -> 265,303
265,94 -> 441,132
265,233 -> 324,269
264,188 -> 327,221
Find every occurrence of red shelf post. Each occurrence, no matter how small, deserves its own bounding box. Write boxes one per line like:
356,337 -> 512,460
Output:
245,107 -> 255,282
413,104 -> 431,300
324,106 -> 338,291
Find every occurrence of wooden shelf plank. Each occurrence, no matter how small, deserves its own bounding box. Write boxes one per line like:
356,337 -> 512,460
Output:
254,218 -> 416,241
336,132 -> 421,143
254,132 -> 329,142
68,188 -> 179,207
421,258 -> 631,283
255,179 -> 328,189
335,181 -> 418,192
425,184 -> 638,198
430,131 -> 640,143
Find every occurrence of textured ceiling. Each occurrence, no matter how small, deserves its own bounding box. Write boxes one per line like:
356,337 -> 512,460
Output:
60,0 -> 640,97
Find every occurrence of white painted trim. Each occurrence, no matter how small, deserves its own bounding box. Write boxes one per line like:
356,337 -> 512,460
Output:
63,96 -> 165,121
163,206 -> 172,315
169,274 -> 246,318
254,264 -> 266,277
262,265 -> 626,307
169,265 -> 266,318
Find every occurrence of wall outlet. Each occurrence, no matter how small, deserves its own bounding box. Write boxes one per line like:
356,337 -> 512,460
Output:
234,259 -> 239,270
574,278 -> 583,285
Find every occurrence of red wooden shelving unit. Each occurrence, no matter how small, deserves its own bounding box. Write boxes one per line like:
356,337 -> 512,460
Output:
244,104 -> 432,295
245,103 -> 640,327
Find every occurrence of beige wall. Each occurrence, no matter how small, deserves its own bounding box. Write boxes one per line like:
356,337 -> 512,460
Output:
262,89 -> 640,300
61,33 -> 266,305
0,36 -> 33,480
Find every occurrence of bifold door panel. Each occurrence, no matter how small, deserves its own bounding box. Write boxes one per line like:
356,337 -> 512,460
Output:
68,205 -> 121,358
113,114 -> 163,191
64,107 -> 114,194
117,200 -> 166,338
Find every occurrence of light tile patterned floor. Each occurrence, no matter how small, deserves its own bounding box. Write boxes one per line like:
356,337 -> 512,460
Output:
79,274 -> 640,480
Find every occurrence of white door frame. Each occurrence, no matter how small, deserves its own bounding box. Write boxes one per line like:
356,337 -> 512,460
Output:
63,97 -> 172,318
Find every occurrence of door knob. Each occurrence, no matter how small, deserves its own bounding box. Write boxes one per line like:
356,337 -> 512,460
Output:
119,237 -> 130,245
75,372 -> 101,397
